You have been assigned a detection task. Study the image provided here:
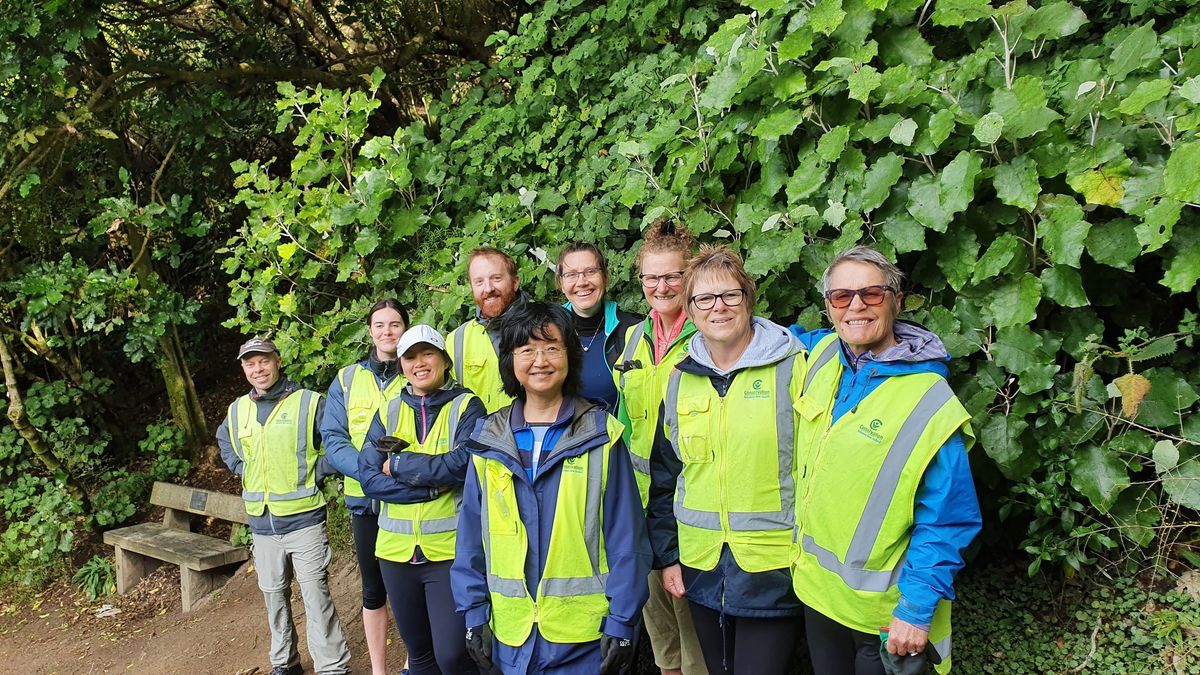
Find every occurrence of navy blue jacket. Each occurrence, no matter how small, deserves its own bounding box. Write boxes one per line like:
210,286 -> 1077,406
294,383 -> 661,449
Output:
452,398 -> 651,674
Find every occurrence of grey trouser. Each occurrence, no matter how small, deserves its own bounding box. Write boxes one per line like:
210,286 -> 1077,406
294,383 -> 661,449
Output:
253,522 -> 352,675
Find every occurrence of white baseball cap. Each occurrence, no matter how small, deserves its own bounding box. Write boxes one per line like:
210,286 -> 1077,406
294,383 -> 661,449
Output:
395,324 -> 447,357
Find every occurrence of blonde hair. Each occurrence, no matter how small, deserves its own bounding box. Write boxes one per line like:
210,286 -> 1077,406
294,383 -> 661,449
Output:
682,245 -> 757,310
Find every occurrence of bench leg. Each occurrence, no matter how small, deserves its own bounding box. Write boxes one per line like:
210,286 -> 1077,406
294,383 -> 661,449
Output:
114,545 -> 162,595
180,567 -> 215,612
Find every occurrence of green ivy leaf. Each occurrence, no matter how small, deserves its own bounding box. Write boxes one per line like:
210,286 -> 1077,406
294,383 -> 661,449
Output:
994,156 -> 1040,211
778,28 -> 815,61
1162,447 -> 1200,510
1067,168 -> 1126,207
1135,198 -> 1181,253
817,125 -> 851,162
1181,77 -> 1200,104
1037,195 -> 1091,268
990,273 -> 1042,327
1023,2 -> 1089,41
992,77 -> 1061,139
1069,445 -> 1128,513
972,112 -> 1004,144
353,228 -> 380,256
1163,141 -> 1200,202
859,152 -> 904,212
1153,440 -> 1179,474
277,242 -> 298,261
619,171 -> 647,208
907,175 -> 949,231
1108,21 -> 1160,82
882,213 -> 926,254
979,414 -> 1029,475
992,324 -> 1059,394
786,152 -> 827,202
940,151 -> 983,215
752,108 -> 802,139
888,118 -> 917,146
1085,218 -> 1140,270
1110,486 -> 1159,548
848,65 -> 882,102
932,0 -> 993,27
972,234 -> 1021,283
1115,78 -> 1173,115
810,0 -> 847,35
1040,265 -> 1089,308
1137,367 -> 1200,427
1162,224 -> 1200,293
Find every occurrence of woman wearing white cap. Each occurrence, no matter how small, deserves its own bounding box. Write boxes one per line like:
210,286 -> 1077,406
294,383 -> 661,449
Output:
358,325 -> 487,675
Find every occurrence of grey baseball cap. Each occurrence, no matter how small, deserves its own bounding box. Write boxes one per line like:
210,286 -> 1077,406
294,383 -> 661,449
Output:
395,324 -> 447,357
236,338 -> 278,360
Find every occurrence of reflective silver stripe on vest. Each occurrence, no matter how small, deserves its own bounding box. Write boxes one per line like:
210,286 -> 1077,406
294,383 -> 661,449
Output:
801,534 -> 902,592
487,574 -> 528,598
268,485 -> 321,500
845,382 -> 954,566
629,453 -> 651,476
802,381 -> 955,590
453,326 -> 467,385
664,356 -> 798,532
295,389 -> 314,489
543,573 -> 609,596
933,635 -> 951,661
339,364 -> 356,396
446,393 -> 470,450
803,339 -> 839,392
228,401 -> 245,461
617,322 -> 646,389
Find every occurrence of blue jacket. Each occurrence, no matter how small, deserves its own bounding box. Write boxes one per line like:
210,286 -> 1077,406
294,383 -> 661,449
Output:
320,353 -> 404,515
357,382 -> 487,503
452,397 -> 651,675
790,322 -> 982,629
563,299 -> 642,413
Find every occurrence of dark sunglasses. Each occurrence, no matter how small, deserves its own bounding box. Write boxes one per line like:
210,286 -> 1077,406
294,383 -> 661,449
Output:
824,285 -> 895,309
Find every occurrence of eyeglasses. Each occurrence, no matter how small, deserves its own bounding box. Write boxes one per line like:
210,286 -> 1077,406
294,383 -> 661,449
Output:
639,271 -> 685,288
559,268 -> 603,282
689,289 -> 746,311
824,285 -> 895,309
512,345 -> 567,362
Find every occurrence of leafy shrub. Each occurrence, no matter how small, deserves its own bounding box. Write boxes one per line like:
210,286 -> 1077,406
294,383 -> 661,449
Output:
140,420 -> 192,482
71,555 -> 115,602
0,475 -> 84,587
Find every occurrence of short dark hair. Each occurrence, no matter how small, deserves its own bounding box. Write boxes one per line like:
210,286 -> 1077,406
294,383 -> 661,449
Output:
366,298 -> 410,328
497,302 -> 582,400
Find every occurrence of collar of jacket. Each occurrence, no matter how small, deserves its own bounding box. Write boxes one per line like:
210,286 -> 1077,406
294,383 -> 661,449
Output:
248,376 -> 297,402
563,298 -> 621,337
399,379 -> 469,409
366,350 -> 402,382
467,396 -> 610,479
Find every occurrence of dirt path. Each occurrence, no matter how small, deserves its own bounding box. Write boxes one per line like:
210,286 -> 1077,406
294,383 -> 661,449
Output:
0,555 -> 406,674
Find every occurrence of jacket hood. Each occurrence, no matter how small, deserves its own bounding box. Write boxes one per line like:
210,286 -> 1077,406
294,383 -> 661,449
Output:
366,350 -> 402,381
468,396 -> 610,466
399,380 -> 471,409
844,320 -> 951,378
685,317 -> 803,376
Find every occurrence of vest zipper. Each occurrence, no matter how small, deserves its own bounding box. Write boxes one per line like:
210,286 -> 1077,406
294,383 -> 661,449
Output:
718,393 -> 729,536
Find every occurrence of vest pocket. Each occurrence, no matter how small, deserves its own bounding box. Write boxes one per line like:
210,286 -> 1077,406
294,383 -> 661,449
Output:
486,464 -> 519,535
677,397 -> 713,463
794,395 -> 825,421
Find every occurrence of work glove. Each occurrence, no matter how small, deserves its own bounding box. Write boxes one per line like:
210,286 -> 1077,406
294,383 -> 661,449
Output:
599,634 -> 635,674
879,637 -> 942,675
465,623 -> 499,674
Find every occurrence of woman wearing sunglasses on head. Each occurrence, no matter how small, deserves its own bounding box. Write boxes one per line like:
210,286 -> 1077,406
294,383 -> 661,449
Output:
612,220 -> 707,675
556,243 -> 642,413
647,245 -> 807,675
789,246 -> 981,675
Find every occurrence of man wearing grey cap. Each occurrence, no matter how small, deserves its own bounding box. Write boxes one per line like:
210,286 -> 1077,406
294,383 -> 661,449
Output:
217,338 -> 352,675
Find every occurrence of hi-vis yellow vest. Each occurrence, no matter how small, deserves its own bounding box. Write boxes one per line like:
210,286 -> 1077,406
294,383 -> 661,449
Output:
227,389 -> 324,517
663,353 -> 806,573
473,414 -> 622,646
338,364 -> 406,498
375,392 -> 475,563
791,335 -> 973,672
448,321 -> 513,414
612,319 -> 695,508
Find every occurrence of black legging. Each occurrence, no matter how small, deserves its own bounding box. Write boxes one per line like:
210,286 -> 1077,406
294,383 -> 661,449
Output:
350,512 -> 388,610
379,558 -> 477,675
688,602 -> 799,675
804,606 -> 885,675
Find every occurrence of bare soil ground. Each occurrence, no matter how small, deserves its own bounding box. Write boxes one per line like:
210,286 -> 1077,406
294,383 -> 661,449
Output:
0,551 -> 405,674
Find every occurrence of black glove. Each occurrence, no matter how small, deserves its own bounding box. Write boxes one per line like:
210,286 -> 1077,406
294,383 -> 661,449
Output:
376,435 -> 411,452
599,634 -> 635,674
466,623 -> 497,673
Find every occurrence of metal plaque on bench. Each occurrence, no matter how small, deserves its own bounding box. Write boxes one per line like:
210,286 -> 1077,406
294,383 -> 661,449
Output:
190,490 -> 208,511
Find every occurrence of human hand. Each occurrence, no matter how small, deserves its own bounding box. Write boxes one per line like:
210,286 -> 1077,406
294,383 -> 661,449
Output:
884,616 -> 929,657
661,564 -> 686,599
382,457 -> 392,476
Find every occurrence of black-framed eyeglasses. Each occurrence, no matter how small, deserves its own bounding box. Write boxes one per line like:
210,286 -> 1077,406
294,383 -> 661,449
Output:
639,271 -> 685,288
689,289 -> 746,311
824,285 -> 895,309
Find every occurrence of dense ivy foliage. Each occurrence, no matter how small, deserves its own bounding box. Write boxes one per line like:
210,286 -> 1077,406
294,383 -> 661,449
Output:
228,0 -> 1200,575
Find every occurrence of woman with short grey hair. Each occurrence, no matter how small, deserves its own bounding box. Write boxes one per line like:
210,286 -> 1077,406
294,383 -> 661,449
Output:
790,246 -> 981,674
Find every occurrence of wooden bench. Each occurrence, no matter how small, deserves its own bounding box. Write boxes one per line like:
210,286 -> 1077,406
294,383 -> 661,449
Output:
103,481 -> 251,612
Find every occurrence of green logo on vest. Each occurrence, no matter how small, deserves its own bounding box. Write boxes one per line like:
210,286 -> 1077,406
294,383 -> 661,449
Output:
563,455 -> 584,474
744,378 -> 769,399
857,421 -> 885,443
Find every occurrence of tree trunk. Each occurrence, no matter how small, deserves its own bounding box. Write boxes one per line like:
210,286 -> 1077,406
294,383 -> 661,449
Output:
0,333 -> 88,504
125,223 -> 209,460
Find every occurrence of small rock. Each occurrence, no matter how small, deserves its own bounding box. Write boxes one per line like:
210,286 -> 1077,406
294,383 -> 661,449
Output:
1176,570 -> 1200,602
93,605 -> 121,618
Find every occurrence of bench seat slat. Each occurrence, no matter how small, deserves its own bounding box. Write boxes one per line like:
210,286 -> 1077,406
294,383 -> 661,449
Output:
103,522 -> 250,571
